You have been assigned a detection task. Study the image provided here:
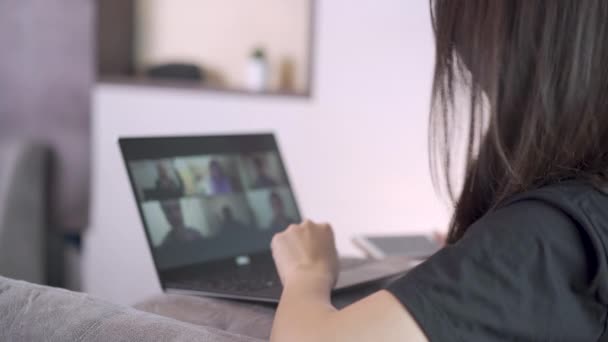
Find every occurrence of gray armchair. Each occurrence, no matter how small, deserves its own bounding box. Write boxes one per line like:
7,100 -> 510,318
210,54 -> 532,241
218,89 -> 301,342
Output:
0,140 -> 49,284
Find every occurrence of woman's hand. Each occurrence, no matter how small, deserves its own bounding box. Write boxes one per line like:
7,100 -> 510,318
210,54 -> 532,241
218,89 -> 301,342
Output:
271,220 -> 339,291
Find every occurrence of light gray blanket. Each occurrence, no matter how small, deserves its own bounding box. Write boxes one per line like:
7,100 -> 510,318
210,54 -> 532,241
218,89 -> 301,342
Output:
0,276 -> 263,342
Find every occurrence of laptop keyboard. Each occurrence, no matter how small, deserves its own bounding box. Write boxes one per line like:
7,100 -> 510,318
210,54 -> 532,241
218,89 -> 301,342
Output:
165,258 -> 377,296
169,265 -> 282,294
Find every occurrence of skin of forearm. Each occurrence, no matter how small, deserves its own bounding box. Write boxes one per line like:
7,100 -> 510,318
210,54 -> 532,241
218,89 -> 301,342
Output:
270,274 -> 338,342
270,285 -> 429,342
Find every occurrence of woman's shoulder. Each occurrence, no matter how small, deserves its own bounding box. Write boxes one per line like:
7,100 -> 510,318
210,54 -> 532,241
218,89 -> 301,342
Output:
481,179 -> 608,302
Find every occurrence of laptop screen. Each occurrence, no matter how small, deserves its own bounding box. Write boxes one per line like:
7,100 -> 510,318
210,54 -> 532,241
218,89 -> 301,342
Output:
120,134 -> 301,272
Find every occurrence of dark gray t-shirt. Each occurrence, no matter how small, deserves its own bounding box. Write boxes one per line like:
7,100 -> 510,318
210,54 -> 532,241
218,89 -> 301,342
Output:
387,181 -> 608,341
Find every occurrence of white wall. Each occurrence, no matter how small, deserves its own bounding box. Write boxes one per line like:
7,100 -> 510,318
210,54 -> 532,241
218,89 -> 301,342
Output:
83,0 -> 450,306
135,0 -> 311,92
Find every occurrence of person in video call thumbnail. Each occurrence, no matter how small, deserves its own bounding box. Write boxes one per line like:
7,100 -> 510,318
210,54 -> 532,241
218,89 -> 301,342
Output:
158,199 -> 203,249
251,156 -> 277,189
209,160 -> 233,195
219,206 -> 247,232
154,161 -> 184,199
269,191 -> 295,231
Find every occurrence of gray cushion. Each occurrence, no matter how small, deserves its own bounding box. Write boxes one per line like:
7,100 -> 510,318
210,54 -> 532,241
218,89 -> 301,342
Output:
0,276 -> 263,342
0,141 -> 48,284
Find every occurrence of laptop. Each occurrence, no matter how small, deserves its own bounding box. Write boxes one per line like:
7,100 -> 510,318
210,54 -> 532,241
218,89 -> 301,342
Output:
119,133 -> 412,304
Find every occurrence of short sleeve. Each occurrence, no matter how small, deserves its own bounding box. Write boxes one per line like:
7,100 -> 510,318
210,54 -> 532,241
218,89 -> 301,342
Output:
386,200 -> 606,341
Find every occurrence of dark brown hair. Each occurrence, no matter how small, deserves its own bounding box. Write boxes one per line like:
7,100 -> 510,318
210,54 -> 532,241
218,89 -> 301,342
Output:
429,1 -> 608,243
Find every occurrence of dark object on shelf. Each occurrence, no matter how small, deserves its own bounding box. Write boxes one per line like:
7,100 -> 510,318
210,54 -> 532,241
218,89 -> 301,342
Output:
251,47 -> 266,59
146,63 -> 205,82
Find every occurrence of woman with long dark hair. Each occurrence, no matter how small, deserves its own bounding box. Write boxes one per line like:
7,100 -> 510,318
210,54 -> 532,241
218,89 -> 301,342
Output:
270,1 -> 608,340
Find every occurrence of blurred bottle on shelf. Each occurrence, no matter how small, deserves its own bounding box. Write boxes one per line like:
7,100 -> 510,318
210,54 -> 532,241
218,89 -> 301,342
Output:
246,47 -> 268,92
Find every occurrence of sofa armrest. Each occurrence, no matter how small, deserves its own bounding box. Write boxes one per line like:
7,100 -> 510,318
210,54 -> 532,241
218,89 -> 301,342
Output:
0,276 -> 262,342
0,140 -> 50,284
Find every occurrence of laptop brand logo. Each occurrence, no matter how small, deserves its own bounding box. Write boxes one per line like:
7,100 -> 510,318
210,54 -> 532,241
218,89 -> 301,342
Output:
235,255 -> 251,266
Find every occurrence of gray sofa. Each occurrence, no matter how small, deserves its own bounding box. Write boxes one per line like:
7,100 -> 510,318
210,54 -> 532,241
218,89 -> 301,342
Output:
0,276 -> 263,342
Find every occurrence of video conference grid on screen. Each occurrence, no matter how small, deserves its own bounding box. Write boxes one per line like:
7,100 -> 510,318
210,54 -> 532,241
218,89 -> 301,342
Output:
129,150 -> 300,270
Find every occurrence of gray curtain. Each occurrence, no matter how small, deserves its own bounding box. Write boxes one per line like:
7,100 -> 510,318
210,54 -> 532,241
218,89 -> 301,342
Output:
0,0 -> 94,232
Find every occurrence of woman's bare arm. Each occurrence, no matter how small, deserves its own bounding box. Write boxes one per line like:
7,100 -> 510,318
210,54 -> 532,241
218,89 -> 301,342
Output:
271,286 -> 427,342
270,221 -> 429,342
